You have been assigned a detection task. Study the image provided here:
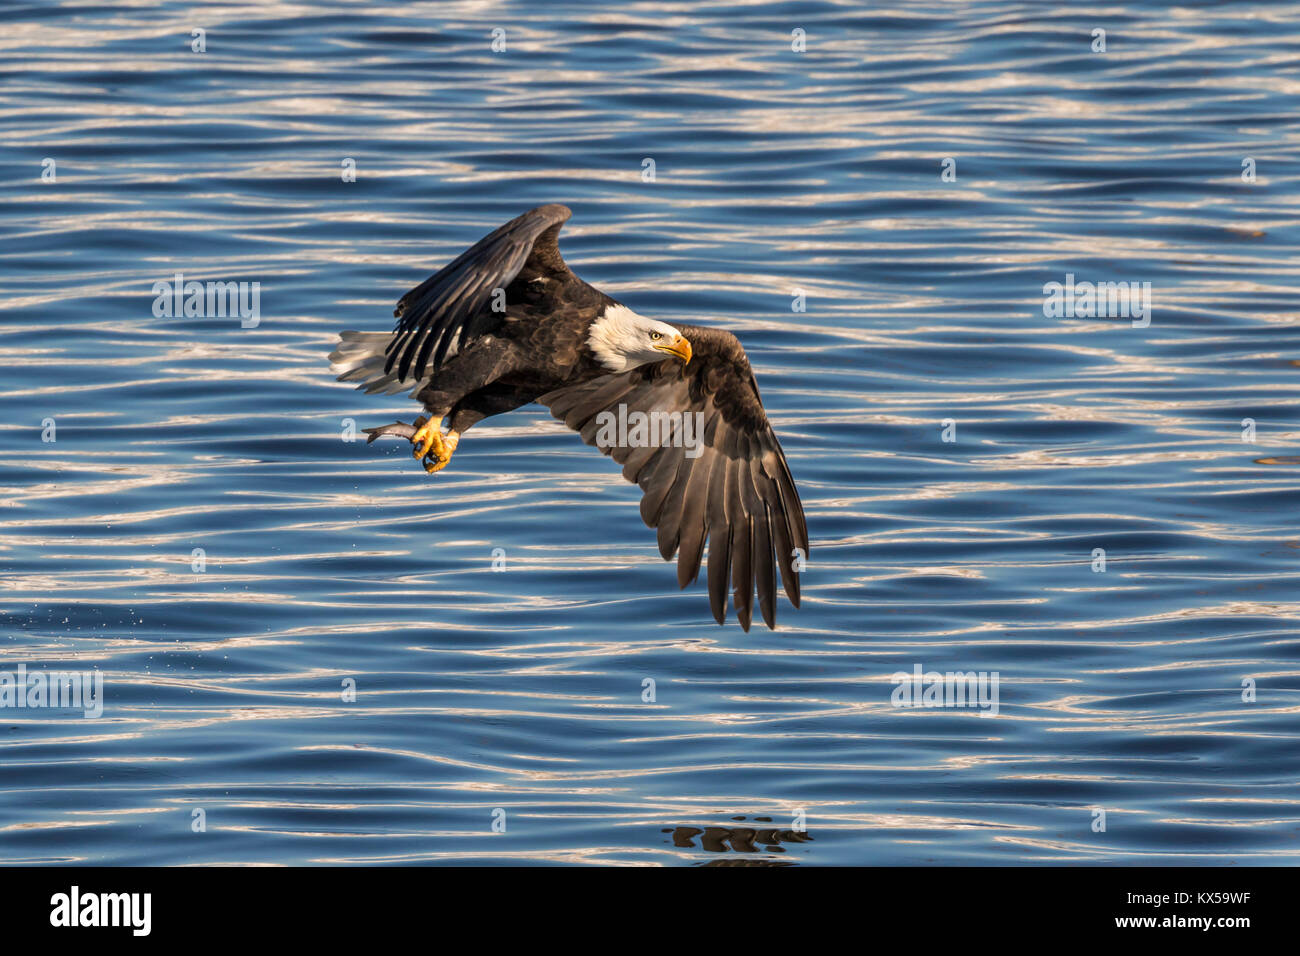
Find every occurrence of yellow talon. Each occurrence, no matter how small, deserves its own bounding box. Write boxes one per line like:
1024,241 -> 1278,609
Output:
411,416 -> 444,460
421,430 -> 460,474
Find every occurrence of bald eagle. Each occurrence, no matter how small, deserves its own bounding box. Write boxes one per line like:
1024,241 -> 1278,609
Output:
329,204 -> 808,630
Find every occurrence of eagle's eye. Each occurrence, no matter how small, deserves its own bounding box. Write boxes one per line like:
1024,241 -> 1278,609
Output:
649,331 -> 662,341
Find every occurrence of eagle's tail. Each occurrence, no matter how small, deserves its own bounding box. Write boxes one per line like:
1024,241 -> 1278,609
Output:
328,331 -> 425,396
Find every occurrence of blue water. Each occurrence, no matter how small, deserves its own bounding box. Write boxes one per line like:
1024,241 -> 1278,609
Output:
1,0 -> 1299,866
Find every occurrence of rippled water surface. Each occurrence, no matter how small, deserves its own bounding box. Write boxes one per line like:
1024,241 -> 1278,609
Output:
2,1 -> 1299,866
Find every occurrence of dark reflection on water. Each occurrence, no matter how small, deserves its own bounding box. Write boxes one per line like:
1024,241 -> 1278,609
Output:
1,1 -> 1299,865
667,818 -> 815,865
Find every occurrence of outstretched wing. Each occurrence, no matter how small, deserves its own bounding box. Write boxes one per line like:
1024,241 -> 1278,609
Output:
539,325 -> 809,631
385,203 -> 574,382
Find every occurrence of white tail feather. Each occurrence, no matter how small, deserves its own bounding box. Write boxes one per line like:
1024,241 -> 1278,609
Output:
328,331 -> 428,396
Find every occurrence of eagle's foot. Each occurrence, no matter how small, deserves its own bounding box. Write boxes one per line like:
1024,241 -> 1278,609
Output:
420,430 -> 460,474
410,416 -> 444,460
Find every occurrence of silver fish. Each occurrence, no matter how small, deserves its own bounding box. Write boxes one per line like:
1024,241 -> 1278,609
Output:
362,421 -> 417,444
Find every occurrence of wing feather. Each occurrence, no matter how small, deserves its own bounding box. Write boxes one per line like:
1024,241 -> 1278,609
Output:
538,324 -> 808,631
386,204 -> 573,382
752,483 -> 777,629
732,511 -> 754,631
707,520 -> 734,626
654,449 -> 690,560
675,447 -> 716,588
638,440 -> 681,527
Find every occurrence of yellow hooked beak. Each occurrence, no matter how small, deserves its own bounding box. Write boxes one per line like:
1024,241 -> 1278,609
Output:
655,333 -> 692,365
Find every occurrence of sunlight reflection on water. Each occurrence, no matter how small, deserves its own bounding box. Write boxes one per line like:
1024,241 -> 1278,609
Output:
1,0 -> 1298,865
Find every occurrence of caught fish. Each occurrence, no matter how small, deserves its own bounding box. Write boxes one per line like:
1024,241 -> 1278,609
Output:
363,421 -> 417,443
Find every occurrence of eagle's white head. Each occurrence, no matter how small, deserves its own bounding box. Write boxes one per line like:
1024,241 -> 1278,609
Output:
587,304 -> 693,373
